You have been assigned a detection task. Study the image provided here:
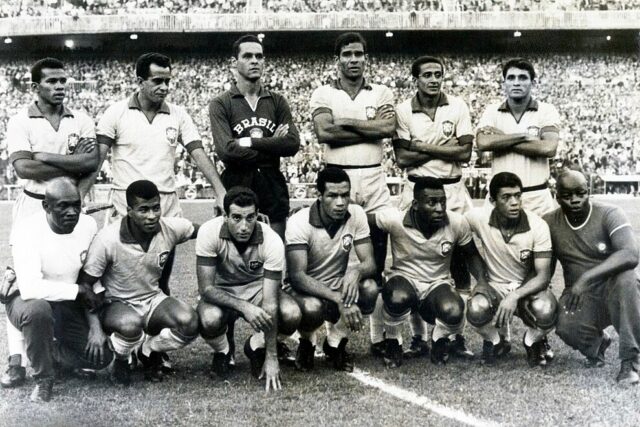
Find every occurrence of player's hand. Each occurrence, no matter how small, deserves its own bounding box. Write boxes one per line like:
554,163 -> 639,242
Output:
273,124 -> 289,137
341,270 -> 360,307
259,355 -> 281,392
77,285 -> 101,310
243,305 -> 273,332
85,324 -> 107,366
339,304 -> 363,331
74,137 -> 97,154
478,126 -> 504,135
495,292 -> 518,329
565,279 -> 588,313
375,105 -> 395,120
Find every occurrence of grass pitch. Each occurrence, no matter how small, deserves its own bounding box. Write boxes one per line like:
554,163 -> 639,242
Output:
1,198 -> 640,426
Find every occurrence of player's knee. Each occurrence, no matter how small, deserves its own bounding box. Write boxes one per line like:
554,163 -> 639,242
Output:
611,269 -> 639,297
296,295 -> 325,333
198,306 -> 227,338
466,294 -> 494,328
22,299 -> 53,327
358,278 -> 379,315
278,298 -> 302,336
115,315 -> 145,338
436,293 -> 465,326
382,276 -> 416,317
524,292 -> 558,330
175,308 -> 199,337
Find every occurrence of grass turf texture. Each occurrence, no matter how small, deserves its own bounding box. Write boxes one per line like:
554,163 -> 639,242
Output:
1,198 -> 640,426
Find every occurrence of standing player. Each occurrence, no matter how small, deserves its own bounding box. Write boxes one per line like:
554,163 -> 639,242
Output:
78,180 -> 200,384
476,58 -> 560,216
286,167 -> 378,372
6,178 -> 111,402
309,32 -> 395,352
393,56 -> 475,356
2,58 -> 99,388
209,34 -> 300,240
544,171 -> 640,385
465,172 -> 557,367
370,177 -> 487,368
196,187 -> 301,391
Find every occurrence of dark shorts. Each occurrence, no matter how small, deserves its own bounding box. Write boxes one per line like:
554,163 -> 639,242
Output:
222,166 -> 290,222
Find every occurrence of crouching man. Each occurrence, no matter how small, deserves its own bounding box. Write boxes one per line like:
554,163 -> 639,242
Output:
286,167 -> 378,372
196,187 -> 301,391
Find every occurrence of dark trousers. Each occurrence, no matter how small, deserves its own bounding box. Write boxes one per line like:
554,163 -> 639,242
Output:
6,297 -> 112,378
556,269 -> 640,362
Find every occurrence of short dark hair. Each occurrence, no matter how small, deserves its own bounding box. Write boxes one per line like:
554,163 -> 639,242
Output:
126,180 -> 159,207
223,186 -> 258,215
502,58 -> 536,80
413,177 -> 445,199
334,32 -> 367,56
317,167 -> 351,194
411,56 -> 444,78
489,172 -> 523,200
232,35 -> 262,59
31,58 -> 64,83
135,53 -> 171,80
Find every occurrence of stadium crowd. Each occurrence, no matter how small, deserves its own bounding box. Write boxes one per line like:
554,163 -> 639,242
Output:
1,0 -> 639,17
0,53 -> 638,194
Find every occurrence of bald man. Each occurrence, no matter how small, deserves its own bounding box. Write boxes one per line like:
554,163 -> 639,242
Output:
544,171 -> 640,385
6,178 -> 112,402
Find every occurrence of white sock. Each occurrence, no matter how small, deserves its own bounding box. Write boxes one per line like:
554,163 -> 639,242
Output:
409,312 -> 429,339
205,334 -> 229,354
369,295 -> 385,344
327,318 -> 348,348
299,329 -> 317,346
249,332 -> 266,351
524,328 -> 543,346
110,332 -> 145,359
142,328 -> 194,356
6,319 -> 27,367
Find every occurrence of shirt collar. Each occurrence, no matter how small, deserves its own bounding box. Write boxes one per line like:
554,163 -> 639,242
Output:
28,101 -> 74,118
410,92 -> 449,113
219,220 -> 264,245
229,83 -> 272,99
488,209 -> 531,235
402,208 -> 449,237
498,98 -> 539,112
119,216 -> 158,244
331,78 -> 372,94
128,93 -> 170,114
309,200 -> 351,229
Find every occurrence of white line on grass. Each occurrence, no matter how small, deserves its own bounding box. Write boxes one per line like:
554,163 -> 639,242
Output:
349,368 -> 500,427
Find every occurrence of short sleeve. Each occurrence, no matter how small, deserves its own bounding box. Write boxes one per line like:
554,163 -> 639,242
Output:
178,106 -> 201,146
531,216 -> 552,253
476,106 -> 495,133
262,226 -> 285,274
78,112 -> 96,140
353,207 -> 371,242
195,220 -> 220,258
455,99 -> 473,138
604,205 -> 632,238
374,207 -> 400,233
96,104 -> 118,140
541,104 -> 561,133
309,87 -> 331,118
285,211 -> 310,249
394,103 -> 412,141
378,85 -> 395,108
164,217 -> 195,245
455,214 -> 473,246
7,114 -> 31,155
82,231 -> 111,279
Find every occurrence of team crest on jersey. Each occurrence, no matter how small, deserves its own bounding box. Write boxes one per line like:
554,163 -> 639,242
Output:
158,251 -> 170,268
520,249 -> 532,262
249,128 -> 264,138
341,234 -> 354,252
441,121 -> 455,139
526,126 -> 540,137
365,106 -> 377,120
67,133 -> 79,153
80,250 -> 88,265
441,241 -> 453,256
166,127 -> 178,146
596,242 -> 608,254
249,260 -> 264,271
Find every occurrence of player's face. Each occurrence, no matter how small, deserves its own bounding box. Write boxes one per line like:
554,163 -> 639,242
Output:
337,42 -> 366,81
33,68 -> 67,106
44,192 -> 81,234
415,62 -> 443,98
128,196 -> 162,235
493,186 -> 523,220
503,67 -> 533,101
138,63 -> 171,104
320,181 -> 351,222
234,42 -> 264,82
413,188 -> 447,227
226,204 -> 258,242
556,178 -> 589,216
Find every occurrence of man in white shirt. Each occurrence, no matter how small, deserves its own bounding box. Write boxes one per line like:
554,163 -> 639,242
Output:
5,178 -> 110,402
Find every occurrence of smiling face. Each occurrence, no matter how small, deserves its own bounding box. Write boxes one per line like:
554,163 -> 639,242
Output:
503,66 -> 533,101
336,42 -> 366,81
233,41 -> 264,82
138,63 -> 171,104
415,62 -> 444,98
33,67 -> 67,106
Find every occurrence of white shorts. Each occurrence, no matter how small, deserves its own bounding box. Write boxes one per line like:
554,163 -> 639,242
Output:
108,292 -> 169,328
342,166 -> 392,214
483,187 -> 556,217
386,272 -> 455,301
9,192 -> 46,245
399,178 -> 473,214
106,189 -> 183,224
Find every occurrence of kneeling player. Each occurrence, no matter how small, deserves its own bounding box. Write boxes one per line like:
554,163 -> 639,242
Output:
79,180 -> 200,384
370,177 -> 488,368
465,172 -> 557,367
286,167 -> 378,372
196,187 -> 301,391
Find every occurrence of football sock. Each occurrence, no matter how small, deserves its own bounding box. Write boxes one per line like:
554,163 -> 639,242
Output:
409,312 -> 429,339
204,334 -> 230,354
326,318 -> 348,348
433,319 -> 464,342
143,328 -> 195,355
298,329 -> 317,346
369,295 -> 385,344
524,328 -> 543,346
111,332 -> 145,359
6,319 -> 27,367
249,332 -> 265,351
